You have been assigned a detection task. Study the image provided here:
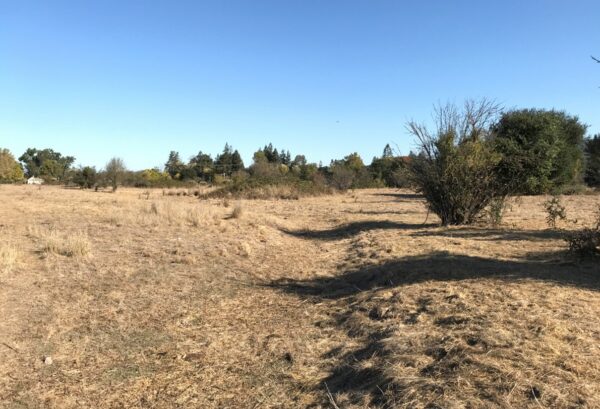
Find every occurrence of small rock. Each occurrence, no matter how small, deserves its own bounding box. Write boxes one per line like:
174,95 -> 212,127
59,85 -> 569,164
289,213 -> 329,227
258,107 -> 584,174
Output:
43,356 -> 53,365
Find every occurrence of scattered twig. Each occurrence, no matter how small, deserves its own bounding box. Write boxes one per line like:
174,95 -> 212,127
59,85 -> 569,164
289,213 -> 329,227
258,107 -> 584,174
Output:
325,382 -> 341,409
1,342 -> 19,353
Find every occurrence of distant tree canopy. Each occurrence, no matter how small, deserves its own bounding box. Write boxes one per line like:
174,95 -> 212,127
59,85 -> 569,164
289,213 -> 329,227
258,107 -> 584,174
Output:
189,151 -> 214,182
19,148 -> 75,182
164,151 -> 185,180
104,157 -> 126,191
214,143 -> 244,176
0,148 -> 24,183
493,109 -> 586,194
370,144 -> 411,188
72,166 -> 97,189
584,134 -> 600,187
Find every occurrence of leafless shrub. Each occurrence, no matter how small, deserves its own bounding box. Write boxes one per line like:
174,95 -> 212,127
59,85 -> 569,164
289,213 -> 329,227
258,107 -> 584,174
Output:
407,99 -> 509,225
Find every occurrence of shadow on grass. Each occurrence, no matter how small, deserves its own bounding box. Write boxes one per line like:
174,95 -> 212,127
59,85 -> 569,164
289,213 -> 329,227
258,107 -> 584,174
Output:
411,227 -> 570,241
271,251 -> 600,299
280,220 -> 437,240
270,251 -> 599,407
371,192 -> 424,200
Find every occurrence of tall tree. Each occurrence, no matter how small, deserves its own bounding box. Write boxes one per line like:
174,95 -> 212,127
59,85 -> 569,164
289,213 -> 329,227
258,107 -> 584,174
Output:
104,157 -> 126,191
0,149 -> 24,182
19,148 -> 75,181
164,151 -> 184,179
382,144 -> 394,158
189,151 -> 214,181
214,143 -> 244,176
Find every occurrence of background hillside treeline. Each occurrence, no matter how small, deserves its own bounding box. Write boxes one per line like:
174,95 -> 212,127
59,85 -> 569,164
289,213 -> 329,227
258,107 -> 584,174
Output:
1,107 -> 599,196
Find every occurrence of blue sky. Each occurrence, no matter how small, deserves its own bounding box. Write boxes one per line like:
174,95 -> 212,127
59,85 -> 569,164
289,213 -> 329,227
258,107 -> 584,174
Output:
1,1 -> 599,170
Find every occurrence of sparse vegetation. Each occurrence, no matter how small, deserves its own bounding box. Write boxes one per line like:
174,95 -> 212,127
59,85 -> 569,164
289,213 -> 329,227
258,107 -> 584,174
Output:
543,195 -> 567,229
564,208 -> 600,257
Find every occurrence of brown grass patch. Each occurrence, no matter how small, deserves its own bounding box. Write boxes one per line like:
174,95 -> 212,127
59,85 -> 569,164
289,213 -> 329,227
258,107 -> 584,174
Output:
0,186 -> 598,408
0,244 -> 18,274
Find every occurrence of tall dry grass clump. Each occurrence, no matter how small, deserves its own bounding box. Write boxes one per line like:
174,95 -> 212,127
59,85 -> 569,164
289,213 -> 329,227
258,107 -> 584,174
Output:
230,203 -> 243,219
45,231 -> 92,258
0,244 -> 18,273
29,226 -> 92,258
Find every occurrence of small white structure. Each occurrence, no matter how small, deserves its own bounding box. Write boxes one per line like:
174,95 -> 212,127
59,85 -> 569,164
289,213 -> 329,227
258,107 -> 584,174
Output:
27,177 -> 44,185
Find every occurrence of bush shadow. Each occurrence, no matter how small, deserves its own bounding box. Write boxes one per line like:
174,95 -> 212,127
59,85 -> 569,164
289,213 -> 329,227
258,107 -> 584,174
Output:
411,227 -> 572,241
271,251 -> 600,299
270,251 -> 599,406
280,220 -> 437,240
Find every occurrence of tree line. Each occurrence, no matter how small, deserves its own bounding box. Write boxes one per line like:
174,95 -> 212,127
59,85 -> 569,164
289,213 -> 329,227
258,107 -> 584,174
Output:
1,105 -> 599,197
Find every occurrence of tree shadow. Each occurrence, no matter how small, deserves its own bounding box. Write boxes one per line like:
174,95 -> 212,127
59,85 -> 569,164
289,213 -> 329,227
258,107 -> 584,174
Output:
371,192 -> 424,200
271,251 -> 600,299
270,251 -> 599,407
280,220 -> 437,240
411,227 -> 571,241
343,210 -> 419,216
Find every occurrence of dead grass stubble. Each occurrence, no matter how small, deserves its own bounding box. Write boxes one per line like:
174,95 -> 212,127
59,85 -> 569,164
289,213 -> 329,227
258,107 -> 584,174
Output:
0,186 -> 598,409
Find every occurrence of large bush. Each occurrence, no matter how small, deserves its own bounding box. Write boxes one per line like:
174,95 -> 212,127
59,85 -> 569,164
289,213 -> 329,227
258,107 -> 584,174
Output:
493,109 -> 586,194
408,100 -> 509,226
584,134 -> 600,187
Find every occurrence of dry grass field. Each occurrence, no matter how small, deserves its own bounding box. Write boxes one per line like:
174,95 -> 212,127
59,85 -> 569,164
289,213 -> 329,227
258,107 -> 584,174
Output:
0,185 -> 599,408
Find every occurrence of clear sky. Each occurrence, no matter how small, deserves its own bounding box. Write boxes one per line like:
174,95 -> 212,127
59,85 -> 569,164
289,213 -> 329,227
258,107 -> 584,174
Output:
1,0 -> 599,170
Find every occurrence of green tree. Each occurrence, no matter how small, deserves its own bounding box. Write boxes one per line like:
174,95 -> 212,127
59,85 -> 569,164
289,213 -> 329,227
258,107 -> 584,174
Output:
164,151 -> 184,179
189,151 -> 214,182
104,157 -> 126,191
584,134 -> 600,187
342,153 -> 365,173
19,148 -> 75,181
0,149 -> 24,182
370,145 -> 409,187
382,143 -> 393,158
493,109 -> 586,194
215,143 -> 244,176
72,166 -> 97,188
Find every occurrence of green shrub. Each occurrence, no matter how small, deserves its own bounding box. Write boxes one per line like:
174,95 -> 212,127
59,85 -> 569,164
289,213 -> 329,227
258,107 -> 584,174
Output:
493,109 -> 586,194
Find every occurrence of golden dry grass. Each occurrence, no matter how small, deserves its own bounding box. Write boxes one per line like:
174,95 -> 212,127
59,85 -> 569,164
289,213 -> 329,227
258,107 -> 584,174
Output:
0,185 -> 598,408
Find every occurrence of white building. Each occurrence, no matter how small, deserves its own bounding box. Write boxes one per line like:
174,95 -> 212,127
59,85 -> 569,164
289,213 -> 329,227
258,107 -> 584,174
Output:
27,177 -> 44,185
